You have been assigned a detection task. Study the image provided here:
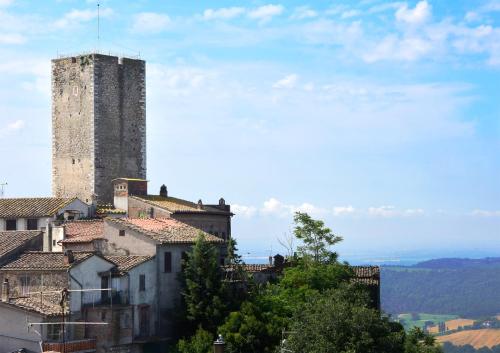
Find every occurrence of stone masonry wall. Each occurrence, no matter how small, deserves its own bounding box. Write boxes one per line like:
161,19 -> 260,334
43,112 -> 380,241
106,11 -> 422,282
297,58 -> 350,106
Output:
52,54 -> 146,204
94,55 -> 146,204
52,55 -> 95,203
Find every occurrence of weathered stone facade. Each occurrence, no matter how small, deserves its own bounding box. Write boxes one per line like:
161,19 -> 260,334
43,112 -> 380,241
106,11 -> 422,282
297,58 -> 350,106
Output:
52,54 -> 146,204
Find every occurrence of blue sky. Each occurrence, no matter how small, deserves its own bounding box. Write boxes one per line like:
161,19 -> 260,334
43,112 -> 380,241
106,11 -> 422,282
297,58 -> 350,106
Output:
0,0 -> 499,263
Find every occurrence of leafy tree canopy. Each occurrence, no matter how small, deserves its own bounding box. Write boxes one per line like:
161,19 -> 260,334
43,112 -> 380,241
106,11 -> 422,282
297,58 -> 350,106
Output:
293,211 -> 343,263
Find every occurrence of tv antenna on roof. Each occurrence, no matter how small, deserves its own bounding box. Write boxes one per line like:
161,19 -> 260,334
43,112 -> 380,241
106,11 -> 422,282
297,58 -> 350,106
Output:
97,2 -> 100,52
0,182 -> 7,198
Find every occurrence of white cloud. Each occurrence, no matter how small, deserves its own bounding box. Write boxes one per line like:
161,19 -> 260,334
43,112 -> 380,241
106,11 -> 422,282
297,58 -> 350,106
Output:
333,206 -> 356,216
395,1 -> 431,25
364,35 -> 433,62
471,209 -> 500,217
203,7 -> 245,20
290,6 -> 317,20
0,120 -> 25,137
368,206 -> 424,218
131,12 -> 171,34
261,198 -> 290,217
54,8 -> 113,29
341,10 -> 361,19
273,74 -> 298,89
0,0 -> 13,6
291,203 -> 328,216
0,33 -> 25,44
7,120 -> 24,130
232,204 -> 257,218
248,4 -> 284,23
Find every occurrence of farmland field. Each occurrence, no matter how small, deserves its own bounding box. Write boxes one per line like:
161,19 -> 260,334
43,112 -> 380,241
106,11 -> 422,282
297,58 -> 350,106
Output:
444,319 -> 475,331
437,329 -> 500,348
397,313 -> 458,330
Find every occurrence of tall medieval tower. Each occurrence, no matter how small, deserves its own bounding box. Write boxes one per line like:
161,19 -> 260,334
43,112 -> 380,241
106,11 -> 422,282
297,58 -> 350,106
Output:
52,54 -> 146,204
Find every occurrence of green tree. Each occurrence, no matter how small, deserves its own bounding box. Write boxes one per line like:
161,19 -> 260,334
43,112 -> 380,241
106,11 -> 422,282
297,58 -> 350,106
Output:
176,327 -> 213,353
404,327 -> 443,353
293,212 -> 343,263
180,233 -> 226,334
285,284 -> 406,353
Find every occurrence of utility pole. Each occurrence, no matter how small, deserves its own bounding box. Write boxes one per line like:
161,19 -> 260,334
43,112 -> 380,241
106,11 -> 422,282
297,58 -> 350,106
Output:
0,182 -> 7,198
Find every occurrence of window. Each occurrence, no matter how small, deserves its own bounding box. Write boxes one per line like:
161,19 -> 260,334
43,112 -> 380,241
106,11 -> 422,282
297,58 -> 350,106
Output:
20,276 -> 30,295
119,229 -> 125,236
139,274 -> 146,291
52,240 -> 56,247
27,218 -> 38,230
6,219 -> 17,231
164,252 -> 172,273
72,158 -> 75,164
47,324 -> 62,341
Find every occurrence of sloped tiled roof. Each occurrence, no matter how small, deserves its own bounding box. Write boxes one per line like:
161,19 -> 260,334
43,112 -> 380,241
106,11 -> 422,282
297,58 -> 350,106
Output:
130,195 -> 231,215
243,264 -> 277,273
352,266 -> 380,286
7,293 -> 62,317
0,197 -> 77,218
107,218 -> 224,244
60,220 -> 104,244
0,251 -> 94,271
96,204 -> 127,215
0,231 -> 42,259
105,255 -> 153,274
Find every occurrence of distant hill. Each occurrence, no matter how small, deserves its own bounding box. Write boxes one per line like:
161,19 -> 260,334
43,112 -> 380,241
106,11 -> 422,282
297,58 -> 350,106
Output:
381,258 -> 500,317
412,257 -> 500,269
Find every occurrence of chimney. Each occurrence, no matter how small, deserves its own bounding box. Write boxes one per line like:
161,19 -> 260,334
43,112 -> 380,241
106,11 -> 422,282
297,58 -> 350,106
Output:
64,250 -> 75,265
213,335 -> 225,353
159,184 -> 168,197
219,198 -> 225,206
42,224 -> 53,252
1,279 -> 9,302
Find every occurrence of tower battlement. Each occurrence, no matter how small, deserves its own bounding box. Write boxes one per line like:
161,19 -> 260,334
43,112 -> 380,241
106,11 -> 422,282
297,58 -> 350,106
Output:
52,53 -> 146,204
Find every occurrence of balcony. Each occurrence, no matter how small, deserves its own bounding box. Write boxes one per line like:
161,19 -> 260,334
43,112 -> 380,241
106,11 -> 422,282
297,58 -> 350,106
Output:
42,339 -> 96,353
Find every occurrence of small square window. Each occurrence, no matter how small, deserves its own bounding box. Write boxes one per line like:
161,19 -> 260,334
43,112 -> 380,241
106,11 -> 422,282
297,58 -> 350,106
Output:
119,230 -> 125,236
27,218 -> 38,230
6,219 -> 17,231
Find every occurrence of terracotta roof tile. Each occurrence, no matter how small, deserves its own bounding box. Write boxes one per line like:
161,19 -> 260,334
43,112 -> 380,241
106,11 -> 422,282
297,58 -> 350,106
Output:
107,218 -> 224,244
0,251 -> 94,271
352,266 -> 380,286
7,293 -> 62,317
130,195 -> 231,215
60,220 -> 104,244
105,255 -> 153,274
0,231 -> 42,259
0,197 -> 77,218
96,204 -> 126,215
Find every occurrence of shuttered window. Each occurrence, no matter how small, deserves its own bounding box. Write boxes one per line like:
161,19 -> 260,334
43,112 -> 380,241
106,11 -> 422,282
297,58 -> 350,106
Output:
164,252 -> 172,273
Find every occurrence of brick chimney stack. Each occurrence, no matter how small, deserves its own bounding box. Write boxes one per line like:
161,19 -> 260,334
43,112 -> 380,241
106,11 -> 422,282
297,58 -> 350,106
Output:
1,279 -> 9,302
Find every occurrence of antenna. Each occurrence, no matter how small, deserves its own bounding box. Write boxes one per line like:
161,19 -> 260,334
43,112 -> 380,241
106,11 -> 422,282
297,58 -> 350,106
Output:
0,182 -> 7,198
97,2 -> 100,52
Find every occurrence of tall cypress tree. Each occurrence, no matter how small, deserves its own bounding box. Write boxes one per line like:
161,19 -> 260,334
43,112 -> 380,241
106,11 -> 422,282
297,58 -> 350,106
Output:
180,233 -> 226,334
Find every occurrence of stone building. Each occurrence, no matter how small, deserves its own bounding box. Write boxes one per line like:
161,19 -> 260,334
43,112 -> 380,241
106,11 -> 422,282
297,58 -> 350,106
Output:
52,54 -> 146,204
113,178 -> 233,240
102,217 -> 225,334
0,197 -> 89,231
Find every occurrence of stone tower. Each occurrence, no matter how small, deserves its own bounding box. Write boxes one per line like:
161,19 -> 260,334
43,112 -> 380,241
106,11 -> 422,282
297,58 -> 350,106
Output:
52,54 -> 146,204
